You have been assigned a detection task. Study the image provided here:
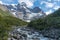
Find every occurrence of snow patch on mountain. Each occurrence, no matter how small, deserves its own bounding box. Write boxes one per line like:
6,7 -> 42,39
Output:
0,2 -> 46,22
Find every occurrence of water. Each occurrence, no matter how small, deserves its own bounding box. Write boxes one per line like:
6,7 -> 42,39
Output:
8,27 -> 56,40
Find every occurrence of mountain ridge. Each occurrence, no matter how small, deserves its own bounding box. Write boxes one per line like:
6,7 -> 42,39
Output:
28,8 -> 60,30
0,5 -> 28,40
4,3 -> 46,22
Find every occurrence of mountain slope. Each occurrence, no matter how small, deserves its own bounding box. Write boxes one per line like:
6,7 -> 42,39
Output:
4,3 -> 46,22
0,4 -> 8,11
28,8 -> 60,30
47,8 -> 60,17
0,9 -> 12,16
0,4 -> 12,16
0,7 -> 27,40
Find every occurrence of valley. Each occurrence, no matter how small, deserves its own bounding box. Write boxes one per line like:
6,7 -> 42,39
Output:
0,2 -> 60,40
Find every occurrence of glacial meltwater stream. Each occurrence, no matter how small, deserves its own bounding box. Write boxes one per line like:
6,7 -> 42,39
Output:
8,27 -> 60,40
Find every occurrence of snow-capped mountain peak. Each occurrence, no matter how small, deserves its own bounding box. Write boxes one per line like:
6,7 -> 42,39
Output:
0,3 -> 46,22
11,4 -> 17,8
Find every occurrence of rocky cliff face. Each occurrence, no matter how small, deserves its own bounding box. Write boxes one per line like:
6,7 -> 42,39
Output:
0,3 -> 46,22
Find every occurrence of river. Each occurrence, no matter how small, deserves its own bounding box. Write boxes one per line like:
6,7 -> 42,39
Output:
8,26 -> 60,40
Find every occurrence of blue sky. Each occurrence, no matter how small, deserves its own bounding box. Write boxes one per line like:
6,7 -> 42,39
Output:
0,0 -> 60,15
0,0 -> 18,4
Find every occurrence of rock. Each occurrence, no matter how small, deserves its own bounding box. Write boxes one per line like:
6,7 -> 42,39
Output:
42,27 -> 60,39
8,27 -> 60,40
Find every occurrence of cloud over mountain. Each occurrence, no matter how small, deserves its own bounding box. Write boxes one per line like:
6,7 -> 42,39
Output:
0,0 -> 60,15
0,1 -> 3,4
18,0 -> 36,8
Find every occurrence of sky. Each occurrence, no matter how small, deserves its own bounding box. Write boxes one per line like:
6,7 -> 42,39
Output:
0,0 -> 60,15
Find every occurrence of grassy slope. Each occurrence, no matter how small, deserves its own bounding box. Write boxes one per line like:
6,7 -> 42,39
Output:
0,9 -> 28,40
0,9 -> 11,16
28,8 -> 60,30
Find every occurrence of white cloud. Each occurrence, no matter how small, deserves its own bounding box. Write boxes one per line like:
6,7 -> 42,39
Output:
11,4 -> 17,7
40,1 -> 45,5
40,1 -> 60,15
54,6 -> 60,10
46,10 -> 53,15
54,0 -> 60,1
40,1 -> 55,8
0,1 -> 3,4
45,2 -> 55,8
0,1 -> 6,5
18,0 -> 36,8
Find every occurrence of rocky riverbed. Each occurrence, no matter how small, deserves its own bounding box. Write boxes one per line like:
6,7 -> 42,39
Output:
8,27 -> 60,40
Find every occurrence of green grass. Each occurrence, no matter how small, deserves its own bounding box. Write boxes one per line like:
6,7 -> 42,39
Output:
0,9 -> 28,40
0,9 -> 12,16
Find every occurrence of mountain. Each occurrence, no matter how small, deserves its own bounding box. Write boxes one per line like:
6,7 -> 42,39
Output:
0,5 -> 28,40
0,4 -> 8,11
28,8 -> 60,30
47,8 -> 60,17
0,4 -> 13,16
2,3 -> 46,22
32,7 -> 41,13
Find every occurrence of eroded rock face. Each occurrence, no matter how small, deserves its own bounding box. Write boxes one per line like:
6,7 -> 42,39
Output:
8,27 -> 60,40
